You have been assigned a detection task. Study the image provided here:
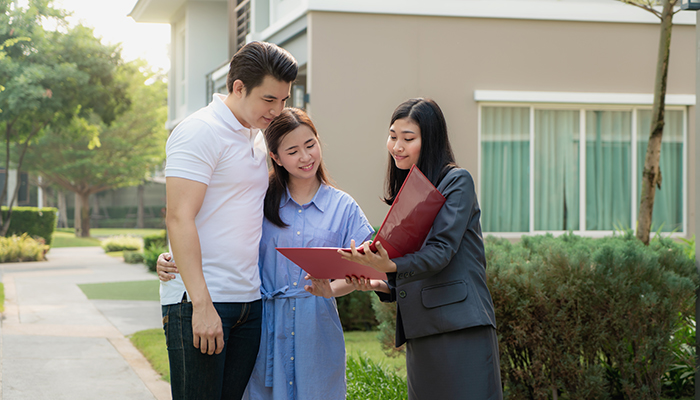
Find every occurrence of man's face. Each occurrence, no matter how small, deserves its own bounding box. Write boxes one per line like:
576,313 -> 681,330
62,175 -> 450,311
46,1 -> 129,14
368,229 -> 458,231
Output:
237,75 -> 291,130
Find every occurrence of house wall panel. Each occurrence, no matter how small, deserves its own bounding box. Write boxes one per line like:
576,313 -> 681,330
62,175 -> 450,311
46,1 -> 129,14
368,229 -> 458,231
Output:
307,11 -> 695,233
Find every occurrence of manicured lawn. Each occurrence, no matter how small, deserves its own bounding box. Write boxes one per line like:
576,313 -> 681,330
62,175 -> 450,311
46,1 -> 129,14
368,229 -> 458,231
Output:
91,228 -> 164,238
130,328 -> 405,385
51,231 -> 101,247
345,331 -> 406,377
78,280 -> 160,301
51,228 -> 164,248
131,329 -> 170,382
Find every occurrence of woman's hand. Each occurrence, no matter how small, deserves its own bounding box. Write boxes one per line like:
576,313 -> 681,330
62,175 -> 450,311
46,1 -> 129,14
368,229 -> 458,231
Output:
303,274 -> 334,298
338,240 -> 397,273
157,253 -> 179,281
346,275 -> 390,293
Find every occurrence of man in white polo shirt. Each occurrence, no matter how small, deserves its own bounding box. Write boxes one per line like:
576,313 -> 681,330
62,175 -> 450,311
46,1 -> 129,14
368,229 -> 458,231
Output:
162,41 -> 297,400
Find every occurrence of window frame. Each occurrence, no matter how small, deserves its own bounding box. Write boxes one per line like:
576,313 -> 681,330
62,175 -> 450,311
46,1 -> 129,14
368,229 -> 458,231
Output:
477,101 -> 688,238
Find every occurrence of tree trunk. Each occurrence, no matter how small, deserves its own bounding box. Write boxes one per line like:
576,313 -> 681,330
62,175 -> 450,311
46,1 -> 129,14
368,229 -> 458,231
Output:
636,0 -> 674,246
57,190 -> 68,228
74,192 -> 91,237
137,184 -> 145,229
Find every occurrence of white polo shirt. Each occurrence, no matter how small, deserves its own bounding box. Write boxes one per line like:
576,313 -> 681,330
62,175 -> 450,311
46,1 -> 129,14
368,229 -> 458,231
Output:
161,93 -> 268,305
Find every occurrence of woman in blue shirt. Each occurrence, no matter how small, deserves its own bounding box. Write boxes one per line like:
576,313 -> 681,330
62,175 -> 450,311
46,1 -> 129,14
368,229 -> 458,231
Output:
158,108 -> 373,400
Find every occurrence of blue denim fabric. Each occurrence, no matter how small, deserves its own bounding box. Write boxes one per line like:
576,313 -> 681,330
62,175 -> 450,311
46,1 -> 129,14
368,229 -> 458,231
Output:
163,300 -> 262,400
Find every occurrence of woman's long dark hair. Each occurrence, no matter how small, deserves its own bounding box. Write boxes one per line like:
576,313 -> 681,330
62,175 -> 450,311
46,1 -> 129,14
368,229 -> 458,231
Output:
384,98 -> 457,205
264,108 -> 333,227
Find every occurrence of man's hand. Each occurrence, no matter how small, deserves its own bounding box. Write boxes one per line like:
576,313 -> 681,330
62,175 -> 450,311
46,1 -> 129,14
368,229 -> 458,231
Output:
192,302 -> 224,355
157,253 -> 179,281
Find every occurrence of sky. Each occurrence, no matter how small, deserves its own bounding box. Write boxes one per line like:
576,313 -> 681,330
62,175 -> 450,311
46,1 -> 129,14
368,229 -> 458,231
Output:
51,0 -> 171,71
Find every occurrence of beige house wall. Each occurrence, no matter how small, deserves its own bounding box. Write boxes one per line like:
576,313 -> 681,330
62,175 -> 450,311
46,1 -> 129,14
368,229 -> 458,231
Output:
306,11 -> 696,236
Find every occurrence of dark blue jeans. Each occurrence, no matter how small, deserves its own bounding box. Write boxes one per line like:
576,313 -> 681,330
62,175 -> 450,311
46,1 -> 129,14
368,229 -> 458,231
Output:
162,299 -> 262,400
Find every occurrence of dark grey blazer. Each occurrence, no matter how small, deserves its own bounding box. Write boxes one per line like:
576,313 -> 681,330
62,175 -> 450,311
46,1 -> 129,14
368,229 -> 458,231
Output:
378,167 -> 497,347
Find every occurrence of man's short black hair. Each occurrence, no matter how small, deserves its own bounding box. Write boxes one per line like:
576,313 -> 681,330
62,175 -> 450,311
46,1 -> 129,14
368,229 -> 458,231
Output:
226,41 -> 298,95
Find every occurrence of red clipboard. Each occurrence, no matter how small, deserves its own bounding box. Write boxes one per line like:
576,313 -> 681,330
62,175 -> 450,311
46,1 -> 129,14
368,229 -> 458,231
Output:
276,165 -> 446,280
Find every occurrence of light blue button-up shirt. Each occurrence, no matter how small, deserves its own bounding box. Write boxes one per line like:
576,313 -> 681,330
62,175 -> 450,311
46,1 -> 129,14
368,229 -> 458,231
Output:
243,184 -> 374,400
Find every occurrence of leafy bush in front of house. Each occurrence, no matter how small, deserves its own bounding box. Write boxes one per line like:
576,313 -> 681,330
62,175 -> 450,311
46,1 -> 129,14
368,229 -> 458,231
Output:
0,233 -> 49,262
371,233 -> 697,400
143,230 -> 167,250
337,290 -> 379,331
1,206 -> 57,246
123,250 -> 145,264
487,233 -> 696,400
101,235 -> 142,252
144,243 -> 168,273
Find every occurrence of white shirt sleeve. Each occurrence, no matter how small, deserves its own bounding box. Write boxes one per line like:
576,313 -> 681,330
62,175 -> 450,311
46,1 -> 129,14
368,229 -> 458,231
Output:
165,118 -> 221,185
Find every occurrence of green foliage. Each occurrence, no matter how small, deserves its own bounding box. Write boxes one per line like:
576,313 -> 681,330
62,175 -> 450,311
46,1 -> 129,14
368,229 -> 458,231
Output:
371,295 -> 405,358
346,355 -> 408,400
100,235 -> 141,252
123,250 -> 145,264
0,282 -> 4,313
661,313 -> 695,398
143,230 -> 167,250
678,235 -> 695,262
1,206 -> 57,246
484,233 -> 696,400
144,243 -> 169,273
51,230 -> 100,247
0,233 -> 48,262
337,290 -> 379,331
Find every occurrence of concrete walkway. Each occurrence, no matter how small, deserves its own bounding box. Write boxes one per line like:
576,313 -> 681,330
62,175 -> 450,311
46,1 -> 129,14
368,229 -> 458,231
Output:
0,247 -> 171,400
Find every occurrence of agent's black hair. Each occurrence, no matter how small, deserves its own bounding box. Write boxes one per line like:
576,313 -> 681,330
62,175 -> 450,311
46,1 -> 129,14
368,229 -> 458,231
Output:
226,41 -> 298,95
384,98 -> 457,205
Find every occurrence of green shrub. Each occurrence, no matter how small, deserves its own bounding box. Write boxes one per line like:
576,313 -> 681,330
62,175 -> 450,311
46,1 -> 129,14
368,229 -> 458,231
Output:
371,295 -> 404,357
372,233 -> 697,400
485,233 -> 696,400
1,206 -> 57,246
144,243 -> 168,273
337,290 -> 379,331
123,250 -> 145,264
346,355 -> 407,400
0,233 -> 48,262
101,235 -> 142,252
143,230 -> 167,250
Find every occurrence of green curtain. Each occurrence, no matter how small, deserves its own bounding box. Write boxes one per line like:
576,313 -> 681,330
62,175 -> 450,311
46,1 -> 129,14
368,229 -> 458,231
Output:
534,110 -> 579,231
636,110 -> 684,232
480,107 -> 530,232
585,111 -> 632,230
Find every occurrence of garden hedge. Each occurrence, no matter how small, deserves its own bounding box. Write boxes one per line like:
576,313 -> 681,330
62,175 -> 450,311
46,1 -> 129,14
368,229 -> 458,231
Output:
372,233 -> 697,400
1,206 -> 57,246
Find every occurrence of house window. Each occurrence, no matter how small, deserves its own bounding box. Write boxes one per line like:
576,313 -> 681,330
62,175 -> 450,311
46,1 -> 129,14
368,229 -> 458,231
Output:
480,105 -> 685,234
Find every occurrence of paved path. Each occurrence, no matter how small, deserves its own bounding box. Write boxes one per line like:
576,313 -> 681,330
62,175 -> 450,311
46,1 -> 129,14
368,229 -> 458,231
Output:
0,247 -> 171,400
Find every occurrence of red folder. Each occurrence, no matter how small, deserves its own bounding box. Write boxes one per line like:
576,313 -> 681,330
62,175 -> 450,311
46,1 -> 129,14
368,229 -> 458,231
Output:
276,165 -> 446,280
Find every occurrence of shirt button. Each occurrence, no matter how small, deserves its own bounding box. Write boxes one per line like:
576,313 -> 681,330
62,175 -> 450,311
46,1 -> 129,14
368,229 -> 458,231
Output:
293,307 -> 296,311
296,231 -> 301,235
298,209 -> 302,213
399,290 -> 407,298
293,282 -> 297,286
291,356 -> 294,360
289,381 -> 293,385
291,332 -> 295,335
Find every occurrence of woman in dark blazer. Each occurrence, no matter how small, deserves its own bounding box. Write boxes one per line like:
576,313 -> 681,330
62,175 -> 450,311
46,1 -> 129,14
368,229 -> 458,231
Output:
341,98 -> 503,400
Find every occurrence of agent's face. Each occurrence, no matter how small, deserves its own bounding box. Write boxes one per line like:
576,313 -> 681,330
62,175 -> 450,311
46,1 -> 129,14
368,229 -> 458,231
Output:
387,118 -> 421,170
271,125 -> 321,183
235,75 -> 291,129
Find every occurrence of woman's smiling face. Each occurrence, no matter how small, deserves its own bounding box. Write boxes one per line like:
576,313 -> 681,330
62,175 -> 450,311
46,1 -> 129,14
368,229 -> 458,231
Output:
387,117 -> 421,170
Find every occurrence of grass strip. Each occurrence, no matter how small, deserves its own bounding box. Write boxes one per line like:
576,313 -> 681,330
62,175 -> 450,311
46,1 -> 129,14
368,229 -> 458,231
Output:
78,280 -> 160,301
130,329 -> 169,382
